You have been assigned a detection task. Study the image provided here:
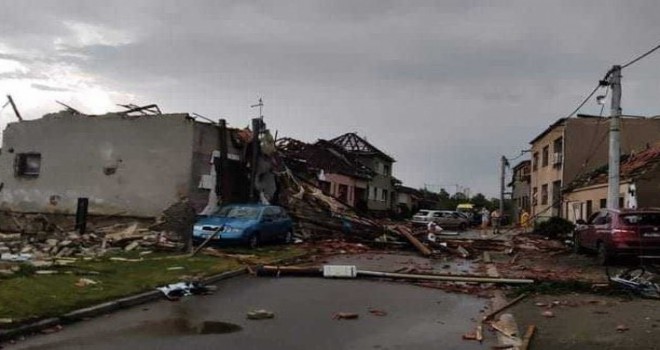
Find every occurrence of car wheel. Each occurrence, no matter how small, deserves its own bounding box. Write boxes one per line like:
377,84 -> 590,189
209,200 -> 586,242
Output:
596,242 -> 612,265
248,234 -> 260,249
573,232 -> 586,254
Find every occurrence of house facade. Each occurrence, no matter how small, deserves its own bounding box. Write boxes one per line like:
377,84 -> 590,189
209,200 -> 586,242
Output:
396,185 -> 421,213
0,110 -> 250,217
563,143 -> 660,222
529,115 -> 660,220
509,160 -> 531,223
330,133 -> 397,213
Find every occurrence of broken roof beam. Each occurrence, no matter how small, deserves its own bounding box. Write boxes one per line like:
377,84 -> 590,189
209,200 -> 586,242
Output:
56,101 -> 85,116
117,104 -> 162,116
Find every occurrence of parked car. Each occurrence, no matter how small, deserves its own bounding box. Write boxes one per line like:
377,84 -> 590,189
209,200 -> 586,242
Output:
573,208 -> 660,264
193,204 -> 294,248
412,210 -> 470,230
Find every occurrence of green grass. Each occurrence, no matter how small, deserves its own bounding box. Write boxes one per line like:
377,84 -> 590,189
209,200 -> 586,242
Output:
0,246 -> 306,323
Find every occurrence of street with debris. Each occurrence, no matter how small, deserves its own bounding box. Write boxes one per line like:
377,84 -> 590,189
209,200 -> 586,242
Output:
2,2 -> 660,349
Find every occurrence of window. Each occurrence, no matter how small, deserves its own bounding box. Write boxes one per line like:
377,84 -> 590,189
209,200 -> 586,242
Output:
381,189 -> 388,202
586,200 -> 593,218
532,152 -> 539,171
532,187 -> 538,205
383,164 -> 391,176
553,137 -> 563,167
15,153 -> 41,177
337,184 -> 348,203
541,184 -> 548,205
319,181 -> 331,195
600,198 -> 607,209
369,187 -> 377,200
542,146 -> 549,167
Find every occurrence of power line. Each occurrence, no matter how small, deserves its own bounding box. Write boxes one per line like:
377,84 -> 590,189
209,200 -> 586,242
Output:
562,83 -> 602,120
621,42 -> 660,69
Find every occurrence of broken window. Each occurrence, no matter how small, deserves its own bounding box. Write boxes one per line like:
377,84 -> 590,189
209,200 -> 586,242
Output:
337,184 -> 348,203
541,184 -> 548,205
15,153 -> 41,177
532,152 -> 539,171
542,146 -> 549,167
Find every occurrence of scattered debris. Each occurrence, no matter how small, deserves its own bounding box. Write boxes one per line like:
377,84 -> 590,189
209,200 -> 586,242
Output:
616,324 -> 630,332
75,278 -> 98,287
482,293 -> 530,322
367,308 -> 388,317
156,281 -> 213,301
541,310 -> 555,318
332,312 -> 359,320
246,309 -> 275,320
520,325 -> 536,350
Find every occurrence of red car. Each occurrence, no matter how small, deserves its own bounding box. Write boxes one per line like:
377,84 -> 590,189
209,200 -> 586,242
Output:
574,208 -> 660,264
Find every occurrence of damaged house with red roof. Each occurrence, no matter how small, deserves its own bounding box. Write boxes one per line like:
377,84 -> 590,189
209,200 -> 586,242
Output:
562,142 -> 660,222
277,132 -> 399,215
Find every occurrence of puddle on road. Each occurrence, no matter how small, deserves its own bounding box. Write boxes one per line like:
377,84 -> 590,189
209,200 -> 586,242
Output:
134,318 -> 242,336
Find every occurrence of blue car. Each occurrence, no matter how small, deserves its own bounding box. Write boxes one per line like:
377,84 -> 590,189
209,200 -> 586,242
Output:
193,204 -> 294,248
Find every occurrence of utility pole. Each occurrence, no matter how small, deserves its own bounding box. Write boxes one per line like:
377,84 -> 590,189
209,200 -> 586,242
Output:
500,156 -> 507,214
6,95 -> 23,121
607,65 -> 622,210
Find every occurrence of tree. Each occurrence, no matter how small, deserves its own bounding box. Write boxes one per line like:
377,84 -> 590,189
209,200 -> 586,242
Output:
470,193 -> 489,209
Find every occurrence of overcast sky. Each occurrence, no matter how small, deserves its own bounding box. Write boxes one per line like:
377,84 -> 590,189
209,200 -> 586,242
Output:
2,1 -> 660,197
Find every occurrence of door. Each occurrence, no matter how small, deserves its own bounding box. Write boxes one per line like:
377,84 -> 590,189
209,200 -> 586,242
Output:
260,207 -> 278,242
580,211 -> 601,248
584,210 -> 609,249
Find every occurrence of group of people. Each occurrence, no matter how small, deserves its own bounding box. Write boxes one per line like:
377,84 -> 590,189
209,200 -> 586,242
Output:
480,207 -> 502,234
426,208 -> 532,241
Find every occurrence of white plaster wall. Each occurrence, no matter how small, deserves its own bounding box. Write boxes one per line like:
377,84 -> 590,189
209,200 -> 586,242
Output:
0,112 -> 195,217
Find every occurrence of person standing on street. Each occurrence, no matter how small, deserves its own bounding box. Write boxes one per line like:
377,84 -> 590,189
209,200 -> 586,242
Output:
491,209 -> 502,234
480,207 -> 490,230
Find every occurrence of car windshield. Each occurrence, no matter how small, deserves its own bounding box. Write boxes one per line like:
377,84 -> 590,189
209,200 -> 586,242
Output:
415,210 -> 430,216
620,213 -> 660,226
216,206 -> 261,219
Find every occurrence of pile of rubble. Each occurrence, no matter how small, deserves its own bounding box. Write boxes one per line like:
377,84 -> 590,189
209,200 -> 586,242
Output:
276,171 -> 384,242
0,223 -> 183,265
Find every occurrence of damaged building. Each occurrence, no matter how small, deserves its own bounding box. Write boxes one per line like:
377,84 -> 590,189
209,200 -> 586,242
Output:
0,108 -> 257,219
277,132 -> 399,215
329,133 -> 399,214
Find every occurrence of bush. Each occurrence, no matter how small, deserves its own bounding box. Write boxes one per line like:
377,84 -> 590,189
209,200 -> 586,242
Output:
534,217 -> 575,238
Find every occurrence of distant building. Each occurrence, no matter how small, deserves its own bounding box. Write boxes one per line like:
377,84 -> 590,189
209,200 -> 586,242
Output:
563,143 -> 660,222
529,115 -> 660,220
0,110 -> 251,217
395,185 -> 421,213
509,160 -> 531,223
330,133 -> 398,214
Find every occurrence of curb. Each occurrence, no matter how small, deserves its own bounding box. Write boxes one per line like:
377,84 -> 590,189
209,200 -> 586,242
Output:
0,268 -> 247,343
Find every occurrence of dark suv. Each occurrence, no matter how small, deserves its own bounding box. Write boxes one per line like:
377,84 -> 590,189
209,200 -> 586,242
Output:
574,208 -> 660,264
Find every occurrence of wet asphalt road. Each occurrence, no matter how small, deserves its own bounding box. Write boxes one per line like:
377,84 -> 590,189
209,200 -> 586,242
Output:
6,253 -> 493,350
